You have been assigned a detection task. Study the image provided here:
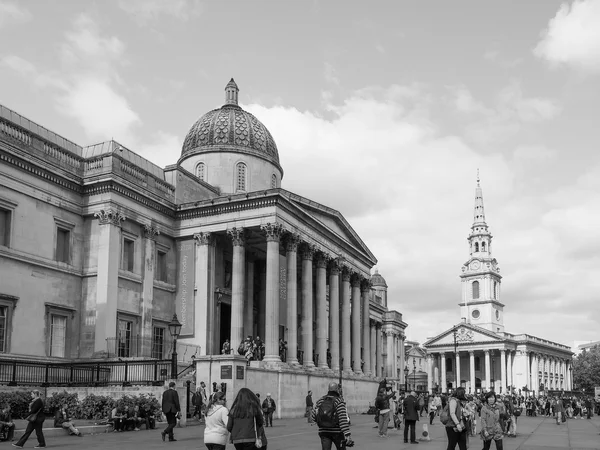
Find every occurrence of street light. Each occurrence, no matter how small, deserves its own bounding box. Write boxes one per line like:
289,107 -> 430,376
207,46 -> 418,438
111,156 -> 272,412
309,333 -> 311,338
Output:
404,365 -> 409,392
413,358 -> 417,391
453,325 -> 458,390
168,313 -> 182,379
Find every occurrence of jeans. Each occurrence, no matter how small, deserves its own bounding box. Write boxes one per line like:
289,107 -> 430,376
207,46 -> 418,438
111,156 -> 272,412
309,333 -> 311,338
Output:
62,421 -> 79,435
234,443 -> 266,450
429,411 -> 435,424
378,411 -> 390,436
163,412 -> 177,438
404,419 -> 416,443
319,432 -> 346,450
445,426 -> 467,450
482,438 -> 504,450
264,411 -> 273,426
15,420 -> 46,448
206,444 -> 226,450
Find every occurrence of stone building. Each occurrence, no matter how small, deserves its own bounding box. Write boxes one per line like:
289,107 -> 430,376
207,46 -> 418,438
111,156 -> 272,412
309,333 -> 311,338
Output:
0,79 -> 407,413
423,177 -> 573,396
404,340 -> 428,391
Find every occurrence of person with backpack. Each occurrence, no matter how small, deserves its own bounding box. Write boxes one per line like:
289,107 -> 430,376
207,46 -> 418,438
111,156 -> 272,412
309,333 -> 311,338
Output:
311,382 -> 353,450
442,386 -> 468,450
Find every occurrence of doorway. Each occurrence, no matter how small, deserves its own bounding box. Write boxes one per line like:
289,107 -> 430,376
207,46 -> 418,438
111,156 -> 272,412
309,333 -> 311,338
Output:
219,303 -> 231,353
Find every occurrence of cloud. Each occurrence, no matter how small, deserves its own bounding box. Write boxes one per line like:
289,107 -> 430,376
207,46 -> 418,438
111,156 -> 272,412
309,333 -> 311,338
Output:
0,1 -> 31,29
324,62 -> 340,86
534,0 -> 600,73
118,0 -> 203,24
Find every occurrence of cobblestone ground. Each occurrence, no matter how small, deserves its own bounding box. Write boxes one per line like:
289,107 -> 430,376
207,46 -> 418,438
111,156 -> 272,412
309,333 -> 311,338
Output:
14,414 -> 600,449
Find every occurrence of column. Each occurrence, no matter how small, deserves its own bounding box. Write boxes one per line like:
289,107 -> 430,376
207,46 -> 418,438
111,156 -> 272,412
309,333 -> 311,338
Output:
94,209 -> 125,353
484,350 -> 491,390
341,267 -> 352,372
261,222 -> 284,363
385,331 -> 394,377
500,349 -> 506,392
399,336 -> 405,384
370,321 -> 377,377
361,281 -> 371,376
525,351 -> 530,390
469,351 -> 475,393
140,224 -> 158,356
375,323 -> 382,377
440,353 -> 447,393
227,228 -> 246,351
427,355 -> 433,393
315,253 -> 329,369
455,352 -> 461,389
301,244 -> 315,367
244,258 -> 255,341
507,351 -> 513,390
192,231 -> 213,355
328,259 -> 341,372
285,235 -> 300,365
351,275 -> 362,374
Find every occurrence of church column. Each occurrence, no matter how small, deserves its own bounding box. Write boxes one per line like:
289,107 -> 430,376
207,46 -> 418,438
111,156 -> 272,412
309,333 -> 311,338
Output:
469,351 -> 475,393
341,268 -> 352,372
440,353 -> 447,393
227,228 -> 246,352
301,245 -> 315,367
427,355 -> 433,393
193,231 -> 214,355
385,331 -> 394,377
285,235 -> 299,365
525,351 -> 531,390
244,257 -> 255,341
484,350 -> 491,390
399,335 -> 405,384
500,349 -> 506,393
351,275 -> 362,374
261,222 -> 284,363
140,224 -> 158,357
94,209 -> 125,353
532,353 -> 538,394
361,281 -> 371,376
370,321 -> 377,377
455,351 -> 461,389
328,259 -> 341,372
315,253 -> 329,369
375,323 -> 383,377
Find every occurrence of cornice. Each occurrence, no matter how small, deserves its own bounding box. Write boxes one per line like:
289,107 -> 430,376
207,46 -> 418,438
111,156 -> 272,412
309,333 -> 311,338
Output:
0,247 -> 83,277
458,300 -> 505,308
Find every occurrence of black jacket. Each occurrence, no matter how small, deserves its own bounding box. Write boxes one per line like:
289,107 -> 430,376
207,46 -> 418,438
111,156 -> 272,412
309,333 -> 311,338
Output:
162,389 -> 181,414
28,398 -> 45,424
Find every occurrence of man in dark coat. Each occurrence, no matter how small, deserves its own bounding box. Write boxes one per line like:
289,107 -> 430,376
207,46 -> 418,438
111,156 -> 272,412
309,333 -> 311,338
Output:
306,391 -> 314,423
161,382 -> 181,442
402,390 -> 420,444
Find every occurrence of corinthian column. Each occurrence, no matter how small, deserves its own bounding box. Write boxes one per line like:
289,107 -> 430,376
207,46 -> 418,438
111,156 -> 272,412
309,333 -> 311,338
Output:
386,331 -> 394,377
328,259 -> 341,372
193,231 -> 213,355
261,222 -> 284,363
441,353 -> 447,393
361,281 -> 371,376
375,323 -> 382,377
500,349 -> 506,392
341,267 -> 352,372
370,320 -> 376,377
316,253 -> 329,369
141,224 -> 159,356
469,351 -> 475,393
227,227 -> 246,352
351,275 -> 362,374
484,350 -> 491,390
285,235 -> 300,365
301,244 -> 315,367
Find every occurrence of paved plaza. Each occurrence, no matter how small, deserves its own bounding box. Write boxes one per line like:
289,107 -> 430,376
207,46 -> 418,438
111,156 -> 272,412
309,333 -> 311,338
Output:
12,413 -> 600,449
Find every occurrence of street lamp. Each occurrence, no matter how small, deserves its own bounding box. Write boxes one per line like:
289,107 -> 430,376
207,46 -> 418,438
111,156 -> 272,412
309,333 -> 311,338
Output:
413,358 -> 417,391
404,365 -> 409,392
453,326 -> 458,390
168,313 -> 182,379
569,365 -> 572,392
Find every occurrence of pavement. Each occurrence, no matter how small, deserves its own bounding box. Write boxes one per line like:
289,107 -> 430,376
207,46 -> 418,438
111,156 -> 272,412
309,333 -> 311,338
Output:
7,413 -> 600,449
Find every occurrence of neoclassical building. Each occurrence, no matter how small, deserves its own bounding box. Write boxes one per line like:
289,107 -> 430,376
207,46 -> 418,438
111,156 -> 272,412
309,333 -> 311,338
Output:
423,178 -> 573,396
0,80 -> 407,402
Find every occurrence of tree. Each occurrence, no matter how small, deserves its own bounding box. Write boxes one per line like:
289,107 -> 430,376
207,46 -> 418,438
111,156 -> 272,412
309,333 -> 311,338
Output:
573,345 -> 600,393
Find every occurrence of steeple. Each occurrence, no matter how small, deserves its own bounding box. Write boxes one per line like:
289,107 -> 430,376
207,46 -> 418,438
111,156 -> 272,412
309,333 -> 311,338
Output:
468,171 -> 492,256
473,169 -> 486,225
224,78 -> 239,106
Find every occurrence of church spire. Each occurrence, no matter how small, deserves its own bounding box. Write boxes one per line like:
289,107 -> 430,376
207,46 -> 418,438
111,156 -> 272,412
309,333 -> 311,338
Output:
468,171 -> 492,256
473,169 -> 486,226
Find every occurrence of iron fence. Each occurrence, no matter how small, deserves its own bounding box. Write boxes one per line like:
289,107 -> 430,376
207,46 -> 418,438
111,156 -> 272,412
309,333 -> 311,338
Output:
105,337 -> 201,362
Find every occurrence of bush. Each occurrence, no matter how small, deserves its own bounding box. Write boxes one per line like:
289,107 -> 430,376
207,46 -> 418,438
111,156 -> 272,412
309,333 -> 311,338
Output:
77,394 -> 115,420
45,391 -> 79,414
0,390 -> 32,419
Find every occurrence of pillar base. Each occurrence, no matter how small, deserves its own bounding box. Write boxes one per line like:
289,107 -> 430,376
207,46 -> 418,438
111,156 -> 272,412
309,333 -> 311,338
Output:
304,362 -> 316,369
262,355 -> 282,364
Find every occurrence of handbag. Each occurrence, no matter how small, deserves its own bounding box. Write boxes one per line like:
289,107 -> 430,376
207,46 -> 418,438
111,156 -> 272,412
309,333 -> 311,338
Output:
254,417 -> 263,449
26,410 -> 39,423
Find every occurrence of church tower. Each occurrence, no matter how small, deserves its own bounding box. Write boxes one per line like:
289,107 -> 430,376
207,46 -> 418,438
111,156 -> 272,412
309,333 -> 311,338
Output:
459,174 -> 504,333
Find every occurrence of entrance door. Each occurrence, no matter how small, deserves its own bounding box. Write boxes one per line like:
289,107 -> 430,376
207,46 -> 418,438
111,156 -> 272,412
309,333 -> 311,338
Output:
219,303 -> 231,353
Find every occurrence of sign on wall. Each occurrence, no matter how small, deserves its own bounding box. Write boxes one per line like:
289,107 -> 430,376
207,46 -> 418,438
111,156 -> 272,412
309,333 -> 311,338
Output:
176,240 -> 195,337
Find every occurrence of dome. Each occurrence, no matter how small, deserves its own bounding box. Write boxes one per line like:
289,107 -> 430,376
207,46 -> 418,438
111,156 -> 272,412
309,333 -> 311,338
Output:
180,79 -> 281,171
371,269 -> 388,288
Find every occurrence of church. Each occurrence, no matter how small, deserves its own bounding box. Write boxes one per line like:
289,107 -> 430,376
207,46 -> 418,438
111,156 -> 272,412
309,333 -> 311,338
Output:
423,178 -> 573,396
0,79 -> 407,415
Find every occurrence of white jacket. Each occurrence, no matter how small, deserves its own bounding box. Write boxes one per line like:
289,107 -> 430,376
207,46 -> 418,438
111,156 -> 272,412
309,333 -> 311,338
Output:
203,404 -> 229,445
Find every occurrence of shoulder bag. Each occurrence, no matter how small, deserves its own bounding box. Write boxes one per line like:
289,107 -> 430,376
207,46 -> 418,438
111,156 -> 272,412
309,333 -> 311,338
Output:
254,416 -> 263,448
26,410 -> 39,423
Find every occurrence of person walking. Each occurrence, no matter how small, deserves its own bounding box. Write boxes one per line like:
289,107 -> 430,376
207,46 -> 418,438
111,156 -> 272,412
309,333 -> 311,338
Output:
306,391 -> 314,423
161,381 -> 181,442
227,388 -> 267,450
204,392 -> 229,450
444,387 -> 468,450
480,391 -> 503,450
12,389 -> 46,449
403,390 -> 420,444
192,385 -> 207,423
261,393 -> 276,427
311,381 -> 353,450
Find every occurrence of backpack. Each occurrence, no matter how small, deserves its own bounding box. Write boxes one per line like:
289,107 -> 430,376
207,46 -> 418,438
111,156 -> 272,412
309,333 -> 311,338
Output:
316,396 -> 339,428
440,403 -> 451,425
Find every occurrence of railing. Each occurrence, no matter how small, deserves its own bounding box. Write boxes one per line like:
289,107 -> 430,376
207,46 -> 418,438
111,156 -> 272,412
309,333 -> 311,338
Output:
0,358 -> 171,387
43,142 -> 82,168
0,120 -> 32,145
106,337 -> 201,363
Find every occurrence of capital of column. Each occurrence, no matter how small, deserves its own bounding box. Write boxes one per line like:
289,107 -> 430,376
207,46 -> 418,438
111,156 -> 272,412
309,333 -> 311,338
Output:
315,252 -> 329,269
143,223 -> 160,240
375,322 -> 382,330
227,227 -> 246,247
329,258 -> 343,275
94,209 -> 125,227
361,278 -> 372,293
301,243 -> 316,260
369,319 -> 377,327
500,349 -> 506,355
341,266 -> 352,282
350,274 -> 361,288
385,330 -> 395,337
440,352 -> 446,357
484,350 -> 490,355
261,222 -> 285,242
284,233 -> 301,253
469,351 -> 475,356
193,231 -> 213,246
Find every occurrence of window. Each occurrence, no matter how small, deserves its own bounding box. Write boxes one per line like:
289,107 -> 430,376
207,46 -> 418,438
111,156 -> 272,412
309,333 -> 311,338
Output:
446,358 -> 453,371
152,327 -> 165,359
122,238 -> 135,272
236,163 -> 247,192
49,314 -> 67,357
196,163 -> 205,181
481,242 -> 486,251
475,356 -> 481,371
472,281 -> 480,299
0,208 -> 11,247
472,309 -> 480,319
55,228 -> 71,264
474,242 -> 479,252
118,319 -> 133,357
271,174 -> 277,188
156,250 -> 167,282
0,307 -> 7,353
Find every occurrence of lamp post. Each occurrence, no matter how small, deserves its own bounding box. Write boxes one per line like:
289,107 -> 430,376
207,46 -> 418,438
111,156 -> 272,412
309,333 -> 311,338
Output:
453,325 -> 458,390
404,365 -> 409,392
168,313 -> 182,379
413,358 -> 417,391
569,365 -> 572,392
491,352 -> 495,392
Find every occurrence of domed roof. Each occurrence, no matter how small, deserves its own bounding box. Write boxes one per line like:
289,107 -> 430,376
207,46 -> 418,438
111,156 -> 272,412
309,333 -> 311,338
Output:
370,269 -> 388,288
181,79 -> 281,170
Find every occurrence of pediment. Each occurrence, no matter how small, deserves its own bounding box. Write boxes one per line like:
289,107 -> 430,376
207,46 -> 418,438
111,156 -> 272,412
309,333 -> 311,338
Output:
424,324 -> 503,347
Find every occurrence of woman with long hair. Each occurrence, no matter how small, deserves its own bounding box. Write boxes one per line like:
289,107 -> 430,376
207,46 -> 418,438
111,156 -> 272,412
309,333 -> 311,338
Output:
445,386 -> 468,450
227,388 -> 266,450
480,391 -> 503,450
204,392 -> 229,450
13,390 -> 46,448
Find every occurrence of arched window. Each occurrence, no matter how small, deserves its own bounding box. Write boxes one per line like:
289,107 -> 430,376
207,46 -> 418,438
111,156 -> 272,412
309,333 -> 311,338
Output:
472,281 -> 480,299
236,163 -> 247,192
196,162 -> 205,181
271,174 -> 277,188
481,242 -> 486,251
475,242 -> 479,252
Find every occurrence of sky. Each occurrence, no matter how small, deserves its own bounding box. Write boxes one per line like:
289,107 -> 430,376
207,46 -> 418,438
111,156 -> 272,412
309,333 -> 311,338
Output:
1,0 -> 599,350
